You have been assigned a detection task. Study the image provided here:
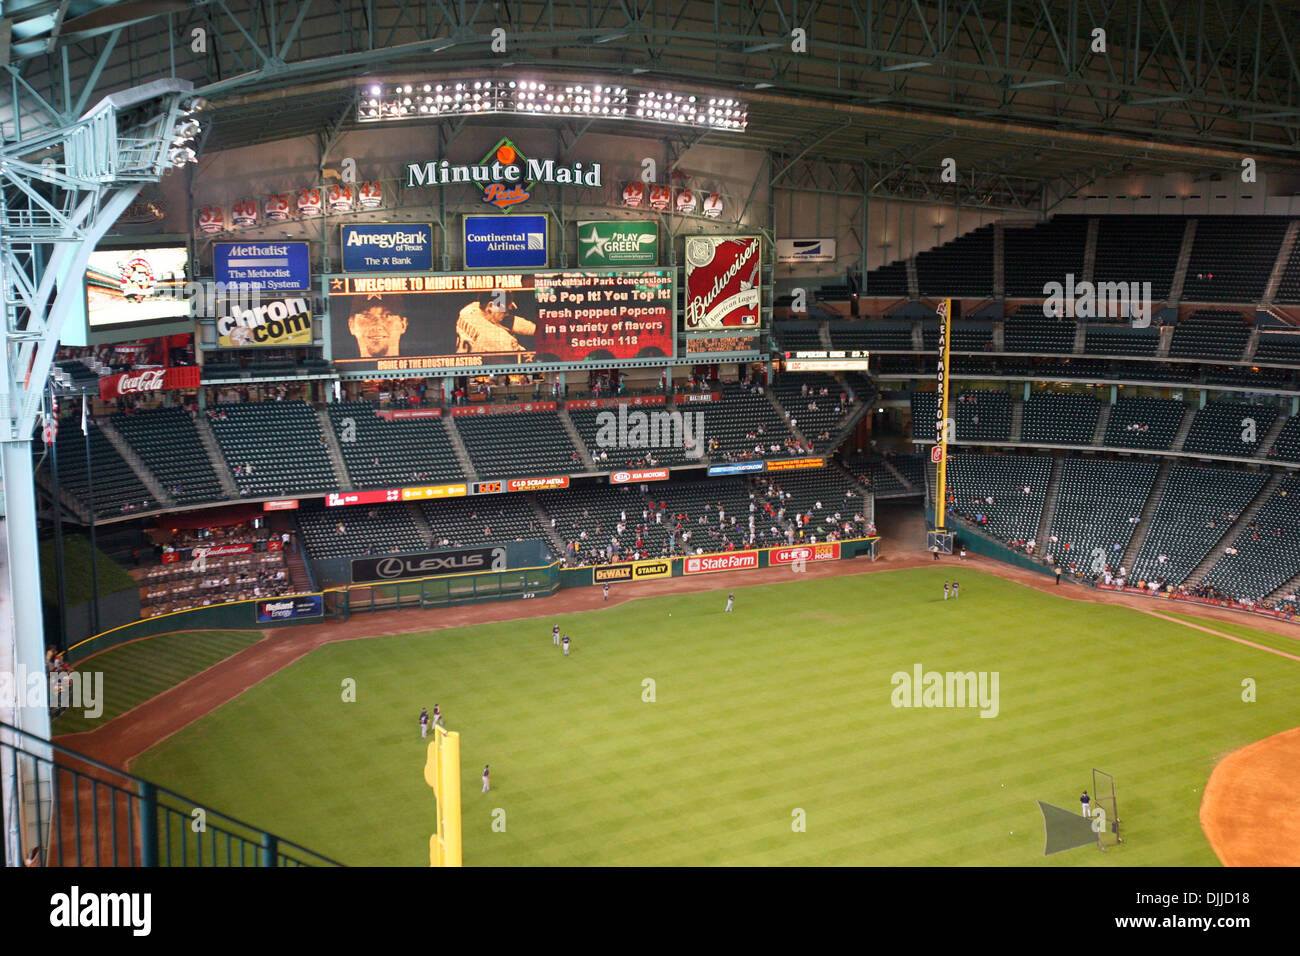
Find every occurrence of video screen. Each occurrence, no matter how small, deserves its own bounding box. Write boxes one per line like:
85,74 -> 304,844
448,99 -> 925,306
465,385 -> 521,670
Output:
86,246 -> 190,327
327,269 -> 674,372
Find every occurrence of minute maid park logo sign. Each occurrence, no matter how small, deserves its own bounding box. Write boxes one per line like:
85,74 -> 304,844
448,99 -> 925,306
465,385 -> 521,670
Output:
406,138 -> 602,210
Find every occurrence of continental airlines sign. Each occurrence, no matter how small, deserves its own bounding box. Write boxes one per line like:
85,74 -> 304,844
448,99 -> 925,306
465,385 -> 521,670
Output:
406,139 -> 603,209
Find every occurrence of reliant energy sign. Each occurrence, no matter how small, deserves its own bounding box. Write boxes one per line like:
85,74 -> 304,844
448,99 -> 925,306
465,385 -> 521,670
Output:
405,139 -> 602,209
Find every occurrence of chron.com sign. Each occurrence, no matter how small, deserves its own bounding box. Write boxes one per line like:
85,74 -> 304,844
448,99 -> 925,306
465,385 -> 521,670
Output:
351,546 -> 508,583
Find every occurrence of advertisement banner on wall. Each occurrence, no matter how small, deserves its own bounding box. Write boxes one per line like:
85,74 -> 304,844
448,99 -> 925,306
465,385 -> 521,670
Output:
576,221 -> 659,267
464,215 -> 548,269
351,545 -> 507,584
216,295 -> 313,348
327,270 -> 674,372
98,365 -> 201,400
683,550 -> 759,575
214,242 -> 311,292
257,595 -> 324,622
341,224 -> 434,272
776,238 -> 837,263
769,542 -> 841,565
684,236 -> 762,329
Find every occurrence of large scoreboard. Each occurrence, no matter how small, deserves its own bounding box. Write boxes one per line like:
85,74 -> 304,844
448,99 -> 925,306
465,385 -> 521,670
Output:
327,268 -> 674,372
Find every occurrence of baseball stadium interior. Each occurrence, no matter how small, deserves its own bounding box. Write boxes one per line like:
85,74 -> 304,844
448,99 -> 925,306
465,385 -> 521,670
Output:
4,0 -> 1300,878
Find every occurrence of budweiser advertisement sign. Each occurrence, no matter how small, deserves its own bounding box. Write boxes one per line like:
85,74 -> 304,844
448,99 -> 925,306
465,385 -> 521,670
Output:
191,543 -> 253,559
684,551 -> 759,575
684,236 -> 762,329
99,365 -> 201,400
610,468 -> 670,484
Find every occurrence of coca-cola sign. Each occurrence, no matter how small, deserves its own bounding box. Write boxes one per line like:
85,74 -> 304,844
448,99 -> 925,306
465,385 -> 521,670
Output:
684,236 -> 762,329
99,365 -> 201,401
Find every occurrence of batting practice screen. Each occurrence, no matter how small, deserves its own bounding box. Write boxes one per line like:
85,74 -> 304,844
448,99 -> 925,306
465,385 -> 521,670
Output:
327,269 -> 675,372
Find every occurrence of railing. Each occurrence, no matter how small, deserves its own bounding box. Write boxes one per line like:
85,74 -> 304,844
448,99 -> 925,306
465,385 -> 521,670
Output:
0,722 -> 343,867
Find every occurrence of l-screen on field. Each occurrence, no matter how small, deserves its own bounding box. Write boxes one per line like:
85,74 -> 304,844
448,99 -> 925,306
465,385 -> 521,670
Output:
124,568 -> 1300,866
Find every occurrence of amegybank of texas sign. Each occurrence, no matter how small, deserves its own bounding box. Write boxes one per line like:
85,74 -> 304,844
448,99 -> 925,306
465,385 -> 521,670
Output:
406,139 -> 602,209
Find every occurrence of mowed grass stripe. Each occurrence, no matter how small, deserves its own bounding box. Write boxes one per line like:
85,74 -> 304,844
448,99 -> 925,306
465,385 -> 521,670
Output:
131,568 -> 1300,866
53,630 -> 265,736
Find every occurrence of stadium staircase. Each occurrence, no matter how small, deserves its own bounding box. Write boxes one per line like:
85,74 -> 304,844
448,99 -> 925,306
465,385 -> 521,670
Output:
1156,325 -> 1174,357
1091,403 -> 1112,445
407,502 -> 435,547
314,407 -> 354,491
268,514 -> 313,591
1243,327 -> 1260,361
1180,472 -> 1284,588
906,257 -> 920,300
1262,220 -> 1300,305
1009,401 -> 1024,442
1082,218 -> 1099,284
992,222 -> 1005,298
991,321 -> 1005,351
194,417 -> 241,498
1035,456 -> 1064,546
818,322 -> 833,348
1169,405 -> 1198,452
96,418 -> 173,506
1168,218 -> 1197,307
1119,459 -> 1174,572
528,494 -> 569,554
1071,323 -> 1086,353
442,416 -> 479,481
1256,414 -> 1289,459
558,406 -> 598,470
767,388 -> 812,447
1264,568 -> 1300,604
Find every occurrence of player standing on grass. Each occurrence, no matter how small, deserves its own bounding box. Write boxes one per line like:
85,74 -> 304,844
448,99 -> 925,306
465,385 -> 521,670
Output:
603,583 -> 610,601
419,707 -> 430,739
482,765 -> 490,793
432,704 -> 444,729
944,581 -> 950,600
952,581 -> 960,600
1080,790 -> 1090,817
563,633 -> 571,656
725,593 -> 734,612
553,623 -> 560,646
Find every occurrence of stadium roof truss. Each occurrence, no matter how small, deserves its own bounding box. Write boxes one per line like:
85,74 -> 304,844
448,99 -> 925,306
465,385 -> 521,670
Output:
4,0 -> 1300,213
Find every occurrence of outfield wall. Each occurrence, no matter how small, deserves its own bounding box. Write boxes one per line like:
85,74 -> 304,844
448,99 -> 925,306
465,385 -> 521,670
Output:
66,537 -> 878,664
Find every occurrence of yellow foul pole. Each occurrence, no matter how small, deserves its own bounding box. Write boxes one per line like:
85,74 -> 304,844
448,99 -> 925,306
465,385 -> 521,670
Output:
934,299 -> 953,530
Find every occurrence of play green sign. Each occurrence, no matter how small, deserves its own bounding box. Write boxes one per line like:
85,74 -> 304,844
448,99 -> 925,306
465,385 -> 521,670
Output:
576,220 -> 659,266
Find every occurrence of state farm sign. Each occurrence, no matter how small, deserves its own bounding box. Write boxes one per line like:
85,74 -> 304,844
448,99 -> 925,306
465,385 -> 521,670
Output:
683,236 -> 762,329
98,365 -> 201,401
683,550 -> 759,574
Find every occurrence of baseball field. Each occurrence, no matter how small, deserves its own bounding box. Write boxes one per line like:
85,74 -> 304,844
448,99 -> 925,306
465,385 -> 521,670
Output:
61,563 -> 1296,866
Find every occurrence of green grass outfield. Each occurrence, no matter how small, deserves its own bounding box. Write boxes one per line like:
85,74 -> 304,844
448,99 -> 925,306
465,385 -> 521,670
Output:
129,567 -> 1300,866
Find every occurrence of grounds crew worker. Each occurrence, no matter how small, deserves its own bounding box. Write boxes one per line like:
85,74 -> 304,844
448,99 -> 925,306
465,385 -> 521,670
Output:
456,291 -> 536,356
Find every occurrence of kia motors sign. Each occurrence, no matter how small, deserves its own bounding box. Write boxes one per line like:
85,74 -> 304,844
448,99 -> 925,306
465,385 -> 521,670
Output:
683,550 -> 759,575
684,236 -> 762,329
610,468 -> 670,484
351,546 -> 508,584
98,365 -> 200,400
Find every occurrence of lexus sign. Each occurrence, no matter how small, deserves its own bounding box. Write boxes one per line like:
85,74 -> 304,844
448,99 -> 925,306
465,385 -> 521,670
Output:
351,546 -> 508,583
